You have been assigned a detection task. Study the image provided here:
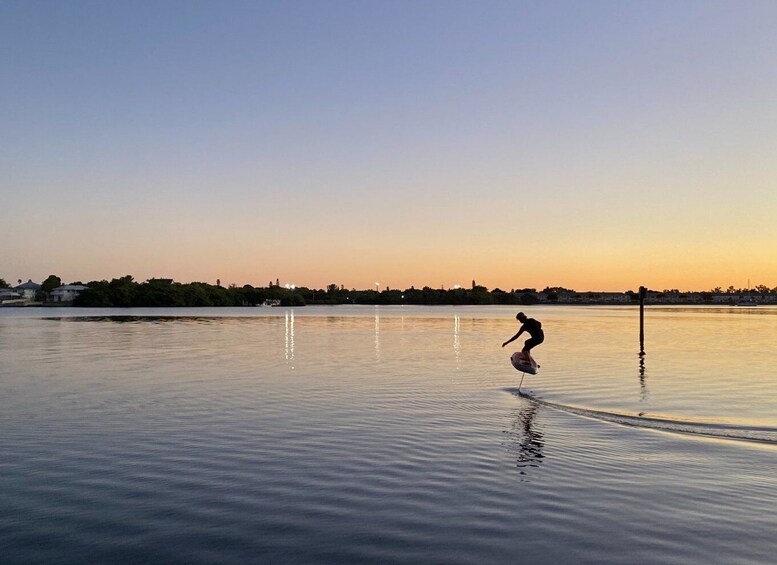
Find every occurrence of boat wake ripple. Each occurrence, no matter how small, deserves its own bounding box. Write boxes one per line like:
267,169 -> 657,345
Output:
505,388 -> 777,445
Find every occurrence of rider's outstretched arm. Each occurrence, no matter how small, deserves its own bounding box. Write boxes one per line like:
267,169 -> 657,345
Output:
502,328 -> 524,347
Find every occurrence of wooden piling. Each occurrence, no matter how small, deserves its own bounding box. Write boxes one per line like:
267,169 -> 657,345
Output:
639,286 -> 646,355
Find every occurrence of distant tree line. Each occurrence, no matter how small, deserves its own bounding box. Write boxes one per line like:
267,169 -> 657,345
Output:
5,274 -> 777,307
73,276 -> 284,307
67,277 -> 555,307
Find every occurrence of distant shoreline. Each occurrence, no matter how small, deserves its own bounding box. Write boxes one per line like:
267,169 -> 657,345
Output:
3,276 -> 775,308
2,302 -> 771,309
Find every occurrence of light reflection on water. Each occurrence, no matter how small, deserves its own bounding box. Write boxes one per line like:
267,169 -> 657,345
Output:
374,306 -> 380,360
285,309 -> 294,364
2,305 -> 777,563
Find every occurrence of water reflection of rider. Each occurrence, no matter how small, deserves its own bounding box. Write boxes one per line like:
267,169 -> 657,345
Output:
508,400 -> 545,473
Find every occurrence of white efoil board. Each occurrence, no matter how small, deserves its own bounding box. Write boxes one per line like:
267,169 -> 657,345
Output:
511,351 -> 538,375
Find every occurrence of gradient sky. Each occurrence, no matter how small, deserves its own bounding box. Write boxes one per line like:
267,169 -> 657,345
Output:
2,1 -> 776,291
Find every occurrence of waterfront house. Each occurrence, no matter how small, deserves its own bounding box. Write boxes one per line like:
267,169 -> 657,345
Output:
599,292 -> 630,303
0,288 -> 22,303
49,284 -> 88,303
14,280 -> 41,301
557,291 -> 579,303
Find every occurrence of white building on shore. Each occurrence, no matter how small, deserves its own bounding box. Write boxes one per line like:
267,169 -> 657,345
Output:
14,280 -> 41,301
49,284 -> 88,303
0,288 -> 22,303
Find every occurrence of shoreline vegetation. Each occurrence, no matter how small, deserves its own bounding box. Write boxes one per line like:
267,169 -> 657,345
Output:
2,276 -> 777,308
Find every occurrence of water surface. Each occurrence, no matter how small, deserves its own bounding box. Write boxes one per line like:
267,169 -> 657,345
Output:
2,305 -> 777,563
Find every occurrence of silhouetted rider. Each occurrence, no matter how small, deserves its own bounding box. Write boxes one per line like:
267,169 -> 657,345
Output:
502,312 -> 544,366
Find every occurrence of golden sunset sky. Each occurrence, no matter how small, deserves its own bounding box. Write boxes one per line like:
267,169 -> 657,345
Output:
2,2 -> 776,291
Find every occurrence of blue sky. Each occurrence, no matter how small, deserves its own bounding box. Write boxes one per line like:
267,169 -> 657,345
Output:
2,1 -> 776,290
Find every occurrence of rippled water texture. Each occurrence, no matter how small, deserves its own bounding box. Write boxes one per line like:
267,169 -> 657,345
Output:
2,305 -> 777,563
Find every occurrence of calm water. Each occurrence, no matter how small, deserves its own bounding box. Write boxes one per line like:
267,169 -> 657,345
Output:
2,305 -> 777,563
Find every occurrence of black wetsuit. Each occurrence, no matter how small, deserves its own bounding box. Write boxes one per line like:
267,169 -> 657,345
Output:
522,318 -> 544,350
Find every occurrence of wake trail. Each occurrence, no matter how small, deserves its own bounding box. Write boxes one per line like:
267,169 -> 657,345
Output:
506,388 -> 777,445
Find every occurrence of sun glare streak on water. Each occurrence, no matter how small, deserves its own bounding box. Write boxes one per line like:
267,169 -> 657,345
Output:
2,305 -> 777,563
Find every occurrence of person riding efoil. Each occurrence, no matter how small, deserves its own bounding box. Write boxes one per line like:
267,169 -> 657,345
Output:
502,312 -> 544,367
